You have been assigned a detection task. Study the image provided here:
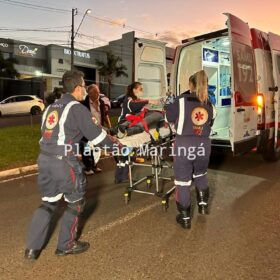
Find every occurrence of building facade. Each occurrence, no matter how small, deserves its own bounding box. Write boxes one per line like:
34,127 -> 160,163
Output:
0,35 -> 174,101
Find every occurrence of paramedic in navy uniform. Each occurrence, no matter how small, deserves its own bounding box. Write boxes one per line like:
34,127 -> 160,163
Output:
165,70 -> 215,229
114,82 -> 159,183
24,70 -> 121,260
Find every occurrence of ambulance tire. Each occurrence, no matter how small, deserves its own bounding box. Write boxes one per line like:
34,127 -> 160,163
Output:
262,141 -> 280,162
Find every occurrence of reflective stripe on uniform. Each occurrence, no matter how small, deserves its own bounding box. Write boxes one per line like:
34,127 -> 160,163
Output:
39,105 -> 51,143
118,108 -> 124,123
212,104 -> 217,119
89,130 -> 107,146
41,105 -> 51,129
64,196 -> 84,203
57,101 -> 79,145
42,193 -> 63,202
193,172 -> 207,178
177,98 -> 185,135
127,99 -> 132,112
174,179 -> 192,186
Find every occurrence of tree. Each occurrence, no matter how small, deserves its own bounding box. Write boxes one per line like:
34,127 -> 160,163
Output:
95,50 -> 128,99
0,50 -> 18,79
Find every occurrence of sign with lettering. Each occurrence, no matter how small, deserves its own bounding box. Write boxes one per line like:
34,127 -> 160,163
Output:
18,45 -> 38,57
14,41 -> 46,60
0,42 -> 9,48
0,39 -> 13,52
64,48 -> 91,59
232,42 -> 257,103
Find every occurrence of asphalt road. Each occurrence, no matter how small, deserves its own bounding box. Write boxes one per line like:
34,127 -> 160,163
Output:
0,108 -> 121,128
0,152 -> 279,279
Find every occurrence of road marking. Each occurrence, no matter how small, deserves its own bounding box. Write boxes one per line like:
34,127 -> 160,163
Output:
84,201 -> 163,238
0,173 -> 38,184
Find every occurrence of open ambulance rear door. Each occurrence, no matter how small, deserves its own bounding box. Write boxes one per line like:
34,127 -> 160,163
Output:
267,32 -> 280,151
134,38 -> 168,100
226,13 -> 258,154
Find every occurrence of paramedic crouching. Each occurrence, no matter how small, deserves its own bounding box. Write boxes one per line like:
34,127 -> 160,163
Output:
24,70 -> 122,260
165,70 -> 215,229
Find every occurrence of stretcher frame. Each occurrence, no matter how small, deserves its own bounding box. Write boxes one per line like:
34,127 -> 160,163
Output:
124,128 -> 176,210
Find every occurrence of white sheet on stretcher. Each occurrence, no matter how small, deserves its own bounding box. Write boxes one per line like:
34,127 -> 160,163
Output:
119,125 -> 175,147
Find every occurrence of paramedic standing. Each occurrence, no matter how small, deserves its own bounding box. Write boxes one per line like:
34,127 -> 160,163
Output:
114,82 -> 158,183
165,70 -> 215,229
25,70 -> 121,260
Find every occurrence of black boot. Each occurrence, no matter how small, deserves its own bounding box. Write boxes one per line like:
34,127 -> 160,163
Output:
24,249 -> 41,260
55,241 -> 90,256
176,202 -> 191,229
196,188 -> 209,215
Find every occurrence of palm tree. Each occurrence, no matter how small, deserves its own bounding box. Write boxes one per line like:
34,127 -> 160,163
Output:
0,50 -> 18,78
95,50 -> 128,99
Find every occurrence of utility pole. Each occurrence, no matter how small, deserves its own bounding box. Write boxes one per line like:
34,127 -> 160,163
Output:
70,8 -> 91,71
71,8 -> 77,70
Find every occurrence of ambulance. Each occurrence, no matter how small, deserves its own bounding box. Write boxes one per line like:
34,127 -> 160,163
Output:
169,13 -> 280,161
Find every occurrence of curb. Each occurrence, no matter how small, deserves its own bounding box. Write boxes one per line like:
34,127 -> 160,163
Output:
0,164 -> 38,179
0,156 -> 114,180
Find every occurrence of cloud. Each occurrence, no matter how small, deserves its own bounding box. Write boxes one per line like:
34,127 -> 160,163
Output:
142,29 -> 198,48
145,22 -> 225,47
111,17 -> 127,26
205,23 -> 224,32
138,14 -> 153,25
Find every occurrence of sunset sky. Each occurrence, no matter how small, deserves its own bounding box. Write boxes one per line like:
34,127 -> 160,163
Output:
0,0 -> 280,49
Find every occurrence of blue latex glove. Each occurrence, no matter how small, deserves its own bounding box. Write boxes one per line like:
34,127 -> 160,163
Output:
165,95 -> 175,105
121,146 -> 133,157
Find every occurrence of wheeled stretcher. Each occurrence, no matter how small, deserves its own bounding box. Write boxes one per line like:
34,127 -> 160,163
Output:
119,124 -> 176,210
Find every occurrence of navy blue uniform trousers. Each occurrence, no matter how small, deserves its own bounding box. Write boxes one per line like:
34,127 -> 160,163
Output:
173,136 -> 211,208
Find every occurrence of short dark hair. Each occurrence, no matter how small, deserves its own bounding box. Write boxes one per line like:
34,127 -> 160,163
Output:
62,70 -> 84,93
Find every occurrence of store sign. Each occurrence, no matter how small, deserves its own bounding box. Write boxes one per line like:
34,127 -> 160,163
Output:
0,42 -> 9,48
18,45 -> 38,57
64,48 -> 90,59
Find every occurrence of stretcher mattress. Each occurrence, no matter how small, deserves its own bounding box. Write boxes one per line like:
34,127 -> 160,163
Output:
119,125 -> 175,147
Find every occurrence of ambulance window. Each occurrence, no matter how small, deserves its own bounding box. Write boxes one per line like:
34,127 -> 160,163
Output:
177,43 -> 202,94
232,42 -> 257,103
140,46 -> 164,63
137,64 -> 163,99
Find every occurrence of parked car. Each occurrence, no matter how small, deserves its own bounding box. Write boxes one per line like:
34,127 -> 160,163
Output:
0,95 -> 45,116
111,94 -> 126,108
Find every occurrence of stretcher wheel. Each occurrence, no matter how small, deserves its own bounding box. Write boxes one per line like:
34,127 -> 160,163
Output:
146,178 -> 152,189
124,192 -> 131,205
161,199 -> 169,212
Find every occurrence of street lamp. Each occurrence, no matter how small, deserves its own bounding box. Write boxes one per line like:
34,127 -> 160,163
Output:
71,8 -> 92,70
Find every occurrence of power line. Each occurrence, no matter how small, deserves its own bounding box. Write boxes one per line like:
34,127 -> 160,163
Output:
0,0 -> 70,13
0,25 -> 70,30
85,13 -> 158,36
0,0 -> 159,37
0,28 -> 69,33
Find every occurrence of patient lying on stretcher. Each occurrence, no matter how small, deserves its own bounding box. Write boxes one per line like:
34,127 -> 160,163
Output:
112,82 -> 164,139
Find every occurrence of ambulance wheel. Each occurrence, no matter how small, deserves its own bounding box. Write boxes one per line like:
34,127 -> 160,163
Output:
262,141 -> 280,162
124,192 -> 131,205
161,199 -> 169,212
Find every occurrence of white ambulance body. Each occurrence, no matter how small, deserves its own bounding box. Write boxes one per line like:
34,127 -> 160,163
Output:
133,38 -> 168,101
170,13 -> 280,160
